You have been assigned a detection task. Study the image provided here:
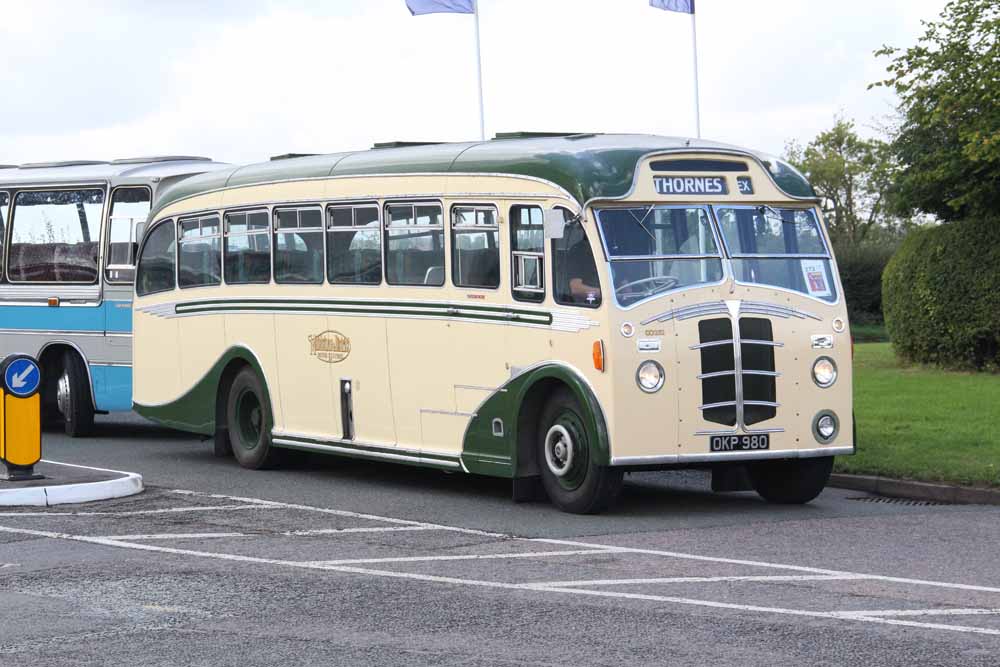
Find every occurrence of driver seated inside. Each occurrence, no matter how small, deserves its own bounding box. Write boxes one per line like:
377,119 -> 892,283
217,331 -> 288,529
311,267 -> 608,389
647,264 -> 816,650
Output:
567,236 -> 601,304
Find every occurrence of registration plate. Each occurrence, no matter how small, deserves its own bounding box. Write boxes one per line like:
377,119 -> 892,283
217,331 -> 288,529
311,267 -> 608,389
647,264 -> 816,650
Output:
708,434 -> 770,452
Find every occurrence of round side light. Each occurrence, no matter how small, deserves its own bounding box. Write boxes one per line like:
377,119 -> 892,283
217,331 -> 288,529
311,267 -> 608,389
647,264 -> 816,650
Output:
812,356 -> 838,388
636,360 -> 665,393
812,410 -> 840,443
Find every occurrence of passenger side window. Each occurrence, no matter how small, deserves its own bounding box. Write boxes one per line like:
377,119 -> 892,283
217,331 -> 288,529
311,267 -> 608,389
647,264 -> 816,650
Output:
0,192 -> 7,277
136,220 -> 176,296
385,203 -> 444,286
510,205 -> 545,303
178,215 -> 221,288
327,204 -> 381,284
105,186 -> 152,283
552,208 -> 602,308
274,207 -> 324,284
452,205 -> 499,289
7,188 -> 104,283
224,210 -> 271,284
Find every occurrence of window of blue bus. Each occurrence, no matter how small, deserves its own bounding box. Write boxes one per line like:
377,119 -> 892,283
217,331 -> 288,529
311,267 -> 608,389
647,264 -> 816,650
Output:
7,188 -> 104,283
552,207 -> 601,308
224,210 -> 271,284
136,220 -> 176,296
510,205 -> 545,303
178,214 -> 222,288
274,207 -> 323,284
452,205 -> 499,289
714,206 -> 837,302
0,192 -> 8,275
385,203 -> 444,286
105,186 -> 152,283
327,204 -> 381,284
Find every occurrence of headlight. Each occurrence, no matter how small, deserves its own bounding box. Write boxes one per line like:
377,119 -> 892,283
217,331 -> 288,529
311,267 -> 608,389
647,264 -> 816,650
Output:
812,411 -> 839,443
812,357 -> 837,387
636,360 -> 665,393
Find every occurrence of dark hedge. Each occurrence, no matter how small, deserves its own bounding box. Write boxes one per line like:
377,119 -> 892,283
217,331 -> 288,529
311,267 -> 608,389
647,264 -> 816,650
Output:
835,244 -> 896,324
882,218 -> 1000,370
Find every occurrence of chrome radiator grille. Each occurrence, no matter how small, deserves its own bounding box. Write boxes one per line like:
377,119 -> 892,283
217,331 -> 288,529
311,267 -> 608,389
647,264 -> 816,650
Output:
695,317 -> 780,428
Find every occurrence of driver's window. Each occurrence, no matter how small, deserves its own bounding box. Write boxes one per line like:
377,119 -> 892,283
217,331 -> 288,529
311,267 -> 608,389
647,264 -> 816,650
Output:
552,208 -> 601,308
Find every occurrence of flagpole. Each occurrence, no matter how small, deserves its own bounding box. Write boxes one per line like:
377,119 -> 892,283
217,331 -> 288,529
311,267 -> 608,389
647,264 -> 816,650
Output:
473,0 -> 486,140
691,10 -> 701,138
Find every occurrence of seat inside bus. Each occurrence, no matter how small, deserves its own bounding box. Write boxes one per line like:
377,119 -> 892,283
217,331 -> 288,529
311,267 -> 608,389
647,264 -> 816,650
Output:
7,242 -> 99,282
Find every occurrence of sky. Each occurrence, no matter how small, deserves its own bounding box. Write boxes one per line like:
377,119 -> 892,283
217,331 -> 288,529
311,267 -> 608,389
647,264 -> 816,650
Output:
0,0 -> 947,167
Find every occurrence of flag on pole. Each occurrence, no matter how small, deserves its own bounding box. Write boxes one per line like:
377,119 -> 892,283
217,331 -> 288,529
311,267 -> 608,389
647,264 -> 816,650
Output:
406,0 -> 474,15
650,0 -> 695,14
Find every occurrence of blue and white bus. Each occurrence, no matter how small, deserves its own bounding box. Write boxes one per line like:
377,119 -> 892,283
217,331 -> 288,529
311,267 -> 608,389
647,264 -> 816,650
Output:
0,157 -> 228,435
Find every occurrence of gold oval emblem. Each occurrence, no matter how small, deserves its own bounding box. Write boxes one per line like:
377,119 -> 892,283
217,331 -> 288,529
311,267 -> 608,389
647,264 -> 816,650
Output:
308,330 -> 351,363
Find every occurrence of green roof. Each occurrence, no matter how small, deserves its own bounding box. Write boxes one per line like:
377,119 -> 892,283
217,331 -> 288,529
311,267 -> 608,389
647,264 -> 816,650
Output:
150,134 -> 816,218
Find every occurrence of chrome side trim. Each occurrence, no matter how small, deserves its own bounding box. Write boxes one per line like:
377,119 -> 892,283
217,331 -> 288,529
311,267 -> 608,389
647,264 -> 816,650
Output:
641,300 -> 728,325
610,445 -> 854,466
695,427 -> 785,436
697,369 -> 780,380
420,408 -> 477,418
739,300 -> 821,321
271,433 -> 461,469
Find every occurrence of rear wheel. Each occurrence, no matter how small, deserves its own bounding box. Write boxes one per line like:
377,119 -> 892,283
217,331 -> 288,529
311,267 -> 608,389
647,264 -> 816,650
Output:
57,351 -> 94,438
227,367 -> 279,469
748,456 -> 834,504
537,388 -> 622,514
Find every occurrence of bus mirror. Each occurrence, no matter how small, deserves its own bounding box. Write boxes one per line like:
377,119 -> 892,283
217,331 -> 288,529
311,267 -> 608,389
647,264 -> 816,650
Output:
544,209 -> 566,239
134,221 -> 146,242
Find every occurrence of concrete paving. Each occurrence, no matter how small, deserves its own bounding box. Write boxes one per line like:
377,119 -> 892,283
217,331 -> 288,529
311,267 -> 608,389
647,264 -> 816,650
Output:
0,412 -> 998,666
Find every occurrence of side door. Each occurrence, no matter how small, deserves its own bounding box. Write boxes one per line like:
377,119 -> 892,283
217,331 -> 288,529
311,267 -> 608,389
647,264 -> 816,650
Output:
100,186 -> 152,408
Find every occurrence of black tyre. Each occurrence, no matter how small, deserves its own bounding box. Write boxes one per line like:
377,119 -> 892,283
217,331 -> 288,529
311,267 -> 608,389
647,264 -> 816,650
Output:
748,456 -> 834,504
226,367 -> 280,469
537,387 -> 623,514
57,351 -> 94,438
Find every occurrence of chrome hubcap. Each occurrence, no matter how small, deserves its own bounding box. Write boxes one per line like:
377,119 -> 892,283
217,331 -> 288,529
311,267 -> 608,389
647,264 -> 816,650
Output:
57,371 -> 71,417
544,424 -> 574,477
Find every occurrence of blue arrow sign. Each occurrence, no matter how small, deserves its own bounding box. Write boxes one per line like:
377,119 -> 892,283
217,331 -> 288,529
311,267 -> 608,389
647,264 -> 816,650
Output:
4,357 -> 41,398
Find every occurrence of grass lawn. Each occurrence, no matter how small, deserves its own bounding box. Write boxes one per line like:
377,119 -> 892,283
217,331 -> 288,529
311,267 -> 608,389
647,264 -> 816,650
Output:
836,343 -> 1000,487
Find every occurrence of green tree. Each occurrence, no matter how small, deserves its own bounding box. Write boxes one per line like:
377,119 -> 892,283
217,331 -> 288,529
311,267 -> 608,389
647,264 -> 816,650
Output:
785,118 -> 901,246
872,0 -> 1000,221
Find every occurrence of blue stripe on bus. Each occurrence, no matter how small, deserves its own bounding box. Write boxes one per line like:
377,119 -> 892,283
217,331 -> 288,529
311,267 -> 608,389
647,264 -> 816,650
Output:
0,300 -> 132,333
90,364 -> 133,412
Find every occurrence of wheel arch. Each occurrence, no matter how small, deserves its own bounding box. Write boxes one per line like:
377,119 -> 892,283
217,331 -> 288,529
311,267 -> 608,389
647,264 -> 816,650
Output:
36,340 -> 96,410
461,362 -> 610,477
134,344 -> 274,436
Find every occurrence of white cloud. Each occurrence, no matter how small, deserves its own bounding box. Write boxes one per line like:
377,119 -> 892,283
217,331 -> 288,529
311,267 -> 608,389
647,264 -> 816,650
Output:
0,0 -> 947,166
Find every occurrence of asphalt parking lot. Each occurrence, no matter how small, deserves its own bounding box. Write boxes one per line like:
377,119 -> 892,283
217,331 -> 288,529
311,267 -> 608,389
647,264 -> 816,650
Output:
1,413 -> 999,666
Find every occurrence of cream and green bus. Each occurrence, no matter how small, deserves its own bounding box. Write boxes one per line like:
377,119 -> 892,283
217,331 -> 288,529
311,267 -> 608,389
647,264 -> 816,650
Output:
132,134 -> 853,513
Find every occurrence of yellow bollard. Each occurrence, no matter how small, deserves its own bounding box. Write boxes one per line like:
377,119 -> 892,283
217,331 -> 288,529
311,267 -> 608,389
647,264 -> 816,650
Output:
0,354 -> 43,481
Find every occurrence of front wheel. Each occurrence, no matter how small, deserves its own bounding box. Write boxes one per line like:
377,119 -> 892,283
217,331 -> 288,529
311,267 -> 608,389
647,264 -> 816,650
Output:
227,367 -> 280,469
537,388 -> 622,514
57,351 -> 94,438
748,456 -> 834,504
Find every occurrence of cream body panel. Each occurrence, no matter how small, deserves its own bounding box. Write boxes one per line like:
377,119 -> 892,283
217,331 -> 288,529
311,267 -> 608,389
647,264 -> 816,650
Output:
132,290 -> 181,406
222,305 -> 282,434
177,306 -> 225,395
606,283 -> 852,461
325,315 -> 396,445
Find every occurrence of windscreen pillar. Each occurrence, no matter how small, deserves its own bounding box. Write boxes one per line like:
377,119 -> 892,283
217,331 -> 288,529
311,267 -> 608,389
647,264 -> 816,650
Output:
0,355 -> 44,481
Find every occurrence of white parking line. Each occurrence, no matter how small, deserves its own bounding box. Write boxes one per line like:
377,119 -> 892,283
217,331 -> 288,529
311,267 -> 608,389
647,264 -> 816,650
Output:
531,574 -> 872,587
2,521 -> 999,638
305,549 -> 617,566
835,608 -> 1000,618
283,526 -> 439,536
6,490 -> 1000,638
530,537 -> 1000,595
96,533 -> 249,540
0,505 -> 277,517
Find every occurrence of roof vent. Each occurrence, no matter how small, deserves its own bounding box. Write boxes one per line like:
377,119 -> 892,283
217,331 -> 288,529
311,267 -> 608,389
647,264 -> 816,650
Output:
270,153 -> 320,161
18,160 -> 109,169
371,141 -> 443,150
492,132 -> 595,141
111,156 -> 212,165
